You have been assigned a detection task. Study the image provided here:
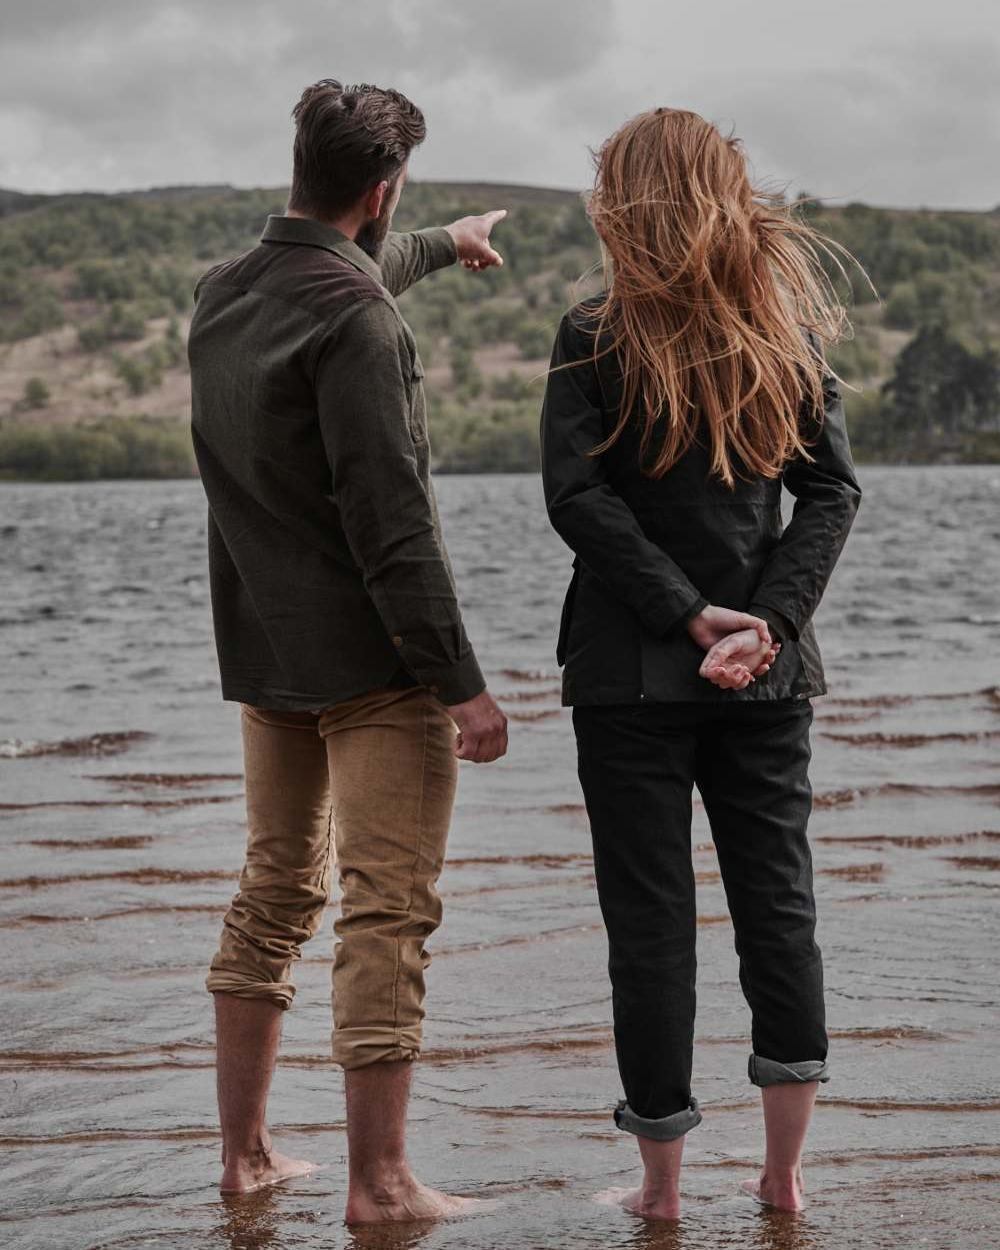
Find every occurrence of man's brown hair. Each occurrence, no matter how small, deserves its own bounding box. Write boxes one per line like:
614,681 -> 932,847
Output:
288,79 -> 426,219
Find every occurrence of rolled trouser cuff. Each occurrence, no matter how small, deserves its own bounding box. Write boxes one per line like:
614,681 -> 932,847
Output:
614,1097 -> 702,1141
332,1025 -> 422,1070
749,1055 -> 830,1087
206,972 -> 295,1010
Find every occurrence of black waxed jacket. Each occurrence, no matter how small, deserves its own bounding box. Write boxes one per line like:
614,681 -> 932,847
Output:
540,298 -> 862,706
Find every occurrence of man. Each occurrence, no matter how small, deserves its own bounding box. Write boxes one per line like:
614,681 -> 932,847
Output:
188,79 -> 508,1222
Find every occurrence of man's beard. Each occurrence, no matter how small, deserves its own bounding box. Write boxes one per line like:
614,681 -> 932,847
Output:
355,205 -> 392,260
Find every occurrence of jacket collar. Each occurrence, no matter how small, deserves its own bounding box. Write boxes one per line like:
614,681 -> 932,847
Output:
260,215 -> 382,283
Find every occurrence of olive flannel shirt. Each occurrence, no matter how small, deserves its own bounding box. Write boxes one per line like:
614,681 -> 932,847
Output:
188,215 -> 485,709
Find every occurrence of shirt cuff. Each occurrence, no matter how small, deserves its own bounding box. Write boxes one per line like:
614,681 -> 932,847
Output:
748,602 -> 798,644
418,226 -> 458,272
410,649 -> 486,707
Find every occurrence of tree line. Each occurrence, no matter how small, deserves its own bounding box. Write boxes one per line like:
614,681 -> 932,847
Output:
0,183 -> 998,477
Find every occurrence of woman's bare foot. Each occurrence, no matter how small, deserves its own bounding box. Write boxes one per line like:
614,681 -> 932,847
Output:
594,1185 -> 681,1221
345,1165 -> 490,1225
220,1144 -> 318,1195
739,1166 -> 805,1212
592,1123 -> 685,1220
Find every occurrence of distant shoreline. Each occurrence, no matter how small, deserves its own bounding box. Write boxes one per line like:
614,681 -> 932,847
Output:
2,458 -> 998,485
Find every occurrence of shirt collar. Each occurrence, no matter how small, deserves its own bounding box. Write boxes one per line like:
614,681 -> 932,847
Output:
260,215 -> 383,284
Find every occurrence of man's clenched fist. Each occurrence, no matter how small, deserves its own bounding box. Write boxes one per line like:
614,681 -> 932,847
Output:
446,689 -> 508,763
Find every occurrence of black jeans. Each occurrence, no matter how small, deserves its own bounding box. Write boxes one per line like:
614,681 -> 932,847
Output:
574,699 -> 829,1142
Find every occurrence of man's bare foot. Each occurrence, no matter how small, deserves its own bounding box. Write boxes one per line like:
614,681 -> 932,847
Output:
739,1167 -> 804,1212
593,1184 -> 680,1221
220,1144 -> 318,1195
345,1166 -> 490,1225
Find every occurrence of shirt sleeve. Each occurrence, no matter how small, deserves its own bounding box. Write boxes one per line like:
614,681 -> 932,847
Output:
540,312 -> 708,635
748,365 -> 862,640
378,227 -> 457,297
314,298 -> 485,705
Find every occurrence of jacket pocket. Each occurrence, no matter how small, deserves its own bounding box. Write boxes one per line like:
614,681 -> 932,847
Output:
556,558 -> 580,667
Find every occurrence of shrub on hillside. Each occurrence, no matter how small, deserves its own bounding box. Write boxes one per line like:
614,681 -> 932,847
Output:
0,418 -> 195,481
514,320 -> 555,360
0,288 -> 64,342
430,399 -> 540,473
22,377 -> 51,409
78,301 -> 148,350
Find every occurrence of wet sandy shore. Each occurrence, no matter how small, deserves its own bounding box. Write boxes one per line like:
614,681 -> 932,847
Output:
2,469 -> 999,1249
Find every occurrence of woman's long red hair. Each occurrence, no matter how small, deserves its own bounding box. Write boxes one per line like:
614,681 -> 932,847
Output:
586,108 -> 856,483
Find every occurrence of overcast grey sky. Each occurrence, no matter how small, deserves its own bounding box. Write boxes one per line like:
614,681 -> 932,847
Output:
1,0 -> 996,208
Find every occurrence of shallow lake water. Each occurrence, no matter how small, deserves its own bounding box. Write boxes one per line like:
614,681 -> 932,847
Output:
1,467 -> 999,1250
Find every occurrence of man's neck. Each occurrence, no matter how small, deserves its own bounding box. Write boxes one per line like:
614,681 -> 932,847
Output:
285,206 -> 362,241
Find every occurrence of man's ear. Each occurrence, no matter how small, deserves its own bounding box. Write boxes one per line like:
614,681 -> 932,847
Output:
365,180 -> 389,220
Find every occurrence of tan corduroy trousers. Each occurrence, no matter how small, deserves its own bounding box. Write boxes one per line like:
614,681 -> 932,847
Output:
206,685 -> 458,1069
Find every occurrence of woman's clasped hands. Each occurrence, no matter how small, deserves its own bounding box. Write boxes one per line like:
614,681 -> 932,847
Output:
686,605 -> 782,692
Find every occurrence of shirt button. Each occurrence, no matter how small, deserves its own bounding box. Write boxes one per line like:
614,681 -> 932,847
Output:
392,635 -> 404,647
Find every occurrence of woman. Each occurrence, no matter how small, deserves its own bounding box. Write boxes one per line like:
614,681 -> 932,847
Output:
541,108 -> 862,1219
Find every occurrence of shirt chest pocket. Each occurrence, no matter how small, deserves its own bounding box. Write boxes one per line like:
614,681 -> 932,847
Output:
408,354 -> 428,444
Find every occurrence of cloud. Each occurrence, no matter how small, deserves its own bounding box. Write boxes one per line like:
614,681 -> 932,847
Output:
714,38 -> 1000,207
0,0 -> 996,208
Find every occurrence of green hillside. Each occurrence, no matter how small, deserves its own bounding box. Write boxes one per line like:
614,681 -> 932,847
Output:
0,180 -> 998,480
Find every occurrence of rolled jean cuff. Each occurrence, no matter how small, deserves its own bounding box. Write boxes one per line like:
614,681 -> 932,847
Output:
749,1055 -> 830,1087
614,1097 -> 702,1142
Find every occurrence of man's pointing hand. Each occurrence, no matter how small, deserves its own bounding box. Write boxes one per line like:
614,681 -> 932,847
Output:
445,209 -> 507,271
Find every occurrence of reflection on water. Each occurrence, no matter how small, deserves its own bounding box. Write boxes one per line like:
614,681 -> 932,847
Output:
738,1213 -> 825,1250
216,1190 -> 286,1250
1,469 -> 999,1249
212,1195 -> 830,1250
621,1211 -> 826,1250
345,1220 -> 440,1250
214,1190 -> 445,1250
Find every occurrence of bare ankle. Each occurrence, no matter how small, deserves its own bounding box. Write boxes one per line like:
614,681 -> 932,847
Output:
761,1165 -> 802,1196
642,1164 -> 680,1185
350,1156 -> 413,1197
641,1168 -> 679,1195
224,1132 -> 271,1166
764,1162 -> 800,1182
636,1134 -> 684,1205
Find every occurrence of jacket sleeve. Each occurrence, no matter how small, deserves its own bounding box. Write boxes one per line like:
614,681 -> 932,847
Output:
748,367 -> 862,640
748,603 -> 795,646
314,298 -> 485,705
378,228 -> 457,297
541,312 -> 708,635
